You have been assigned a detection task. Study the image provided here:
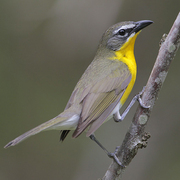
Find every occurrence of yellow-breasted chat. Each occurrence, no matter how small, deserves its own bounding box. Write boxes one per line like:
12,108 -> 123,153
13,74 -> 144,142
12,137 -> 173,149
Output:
4,20 -> 153,166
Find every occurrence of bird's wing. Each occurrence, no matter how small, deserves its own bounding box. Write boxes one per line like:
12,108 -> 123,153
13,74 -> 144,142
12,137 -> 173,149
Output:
72,61 -> 131,138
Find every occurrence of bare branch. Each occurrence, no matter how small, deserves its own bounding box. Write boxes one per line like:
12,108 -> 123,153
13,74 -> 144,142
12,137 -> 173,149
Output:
102,12 -> 180,180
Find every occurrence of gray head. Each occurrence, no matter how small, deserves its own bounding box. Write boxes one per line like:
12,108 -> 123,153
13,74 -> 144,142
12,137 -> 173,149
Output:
99,20 -> 153,51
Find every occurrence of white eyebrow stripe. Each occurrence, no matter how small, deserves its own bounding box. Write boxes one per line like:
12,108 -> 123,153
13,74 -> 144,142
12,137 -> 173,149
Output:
114,24 -> 136,34
121,24 -> 136,29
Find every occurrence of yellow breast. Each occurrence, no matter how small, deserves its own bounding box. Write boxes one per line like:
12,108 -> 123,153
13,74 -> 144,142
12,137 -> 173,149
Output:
111,33 -> 139,105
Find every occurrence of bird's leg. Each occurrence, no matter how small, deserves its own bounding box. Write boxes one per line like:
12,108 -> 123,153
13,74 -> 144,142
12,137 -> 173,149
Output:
89,134 -> 124,167
113,86 -> 150,122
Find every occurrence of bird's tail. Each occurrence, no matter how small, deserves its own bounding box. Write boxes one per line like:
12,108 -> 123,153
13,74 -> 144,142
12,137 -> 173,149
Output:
4,110 -> 79,148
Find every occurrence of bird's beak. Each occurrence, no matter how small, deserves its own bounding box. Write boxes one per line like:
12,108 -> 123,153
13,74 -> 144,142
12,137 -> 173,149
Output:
132,20 -> 153,34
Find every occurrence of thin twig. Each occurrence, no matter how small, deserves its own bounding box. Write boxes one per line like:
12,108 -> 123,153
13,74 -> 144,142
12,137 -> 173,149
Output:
102,12 -> 180,180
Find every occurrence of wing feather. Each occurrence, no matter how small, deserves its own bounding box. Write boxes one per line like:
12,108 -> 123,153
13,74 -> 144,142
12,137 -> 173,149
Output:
72,61 -> 131,138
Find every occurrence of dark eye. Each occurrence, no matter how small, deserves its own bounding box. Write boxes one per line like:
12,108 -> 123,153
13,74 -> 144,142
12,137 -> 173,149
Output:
118,29 -> 126,36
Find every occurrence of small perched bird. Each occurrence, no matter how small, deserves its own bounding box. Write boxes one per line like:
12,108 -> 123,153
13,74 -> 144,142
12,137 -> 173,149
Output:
4,20 -> 153,165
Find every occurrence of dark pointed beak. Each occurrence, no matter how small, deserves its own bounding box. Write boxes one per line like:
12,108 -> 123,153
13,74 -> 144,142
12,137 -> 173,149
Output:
133,20 -> 153,34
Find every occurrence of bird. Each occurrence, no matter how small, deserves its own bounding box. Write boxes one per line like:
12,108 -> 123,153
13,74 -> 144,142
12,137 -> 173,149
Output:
4,20 -> 153,166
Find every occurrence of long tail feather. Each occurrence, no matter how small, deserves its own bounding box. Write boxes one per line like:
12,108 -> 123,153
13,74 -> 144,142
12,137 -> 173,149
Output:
4,114 -> 70,148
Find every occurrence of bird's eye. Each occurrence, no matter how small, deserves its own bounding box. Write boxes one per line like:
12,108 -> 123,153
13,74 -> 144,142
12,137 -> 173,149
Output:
118,29 -> 126,36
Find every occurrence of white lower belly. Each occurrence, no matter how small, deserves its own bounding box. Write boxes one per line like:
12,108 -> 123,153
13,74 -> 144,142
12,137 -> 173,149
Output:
48,103 -> 122,131
49,114 -> 80,130
104,102 -> 122,123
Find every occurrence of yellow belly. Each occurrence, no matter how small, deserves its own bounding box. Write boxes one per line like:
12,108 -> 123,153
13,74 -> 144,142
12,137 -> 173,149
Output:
113,33 -> 138,105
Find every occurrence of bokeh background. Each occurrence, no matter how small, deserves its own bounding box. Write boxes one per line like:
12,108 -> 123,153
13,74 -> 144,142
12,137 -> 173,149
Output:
1,0 -> 180,179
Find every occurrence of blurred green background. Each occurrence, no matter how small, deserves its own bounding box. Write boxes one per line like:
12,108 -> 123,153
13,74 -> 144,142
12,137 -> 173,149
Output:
1,0 -> 180,179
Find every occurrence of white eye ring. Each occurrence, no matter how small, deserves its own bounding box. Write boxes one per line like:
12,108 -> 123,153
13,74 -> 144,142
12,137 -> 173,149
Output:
118,29 -> 126,36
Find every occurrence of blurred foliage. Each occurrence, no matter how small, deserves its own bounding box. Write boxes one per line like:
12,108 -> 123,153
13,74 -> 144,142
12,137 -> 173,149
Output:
1,0 -> 180,180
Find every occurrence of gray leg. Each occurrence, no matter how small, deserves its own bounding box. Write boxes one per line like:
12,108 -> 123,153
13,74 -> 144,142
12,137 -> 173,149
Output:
89,134 -> 124,167
113,86 -> 150,122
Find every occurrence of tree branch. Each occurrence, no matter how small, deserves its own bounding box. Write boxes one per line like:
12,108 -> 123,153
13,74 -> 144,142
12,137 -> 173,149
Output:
102,12 -> 180,180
